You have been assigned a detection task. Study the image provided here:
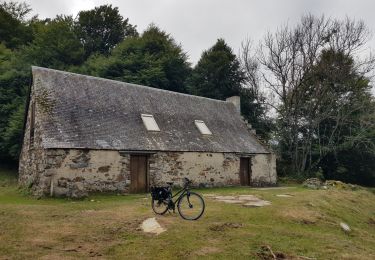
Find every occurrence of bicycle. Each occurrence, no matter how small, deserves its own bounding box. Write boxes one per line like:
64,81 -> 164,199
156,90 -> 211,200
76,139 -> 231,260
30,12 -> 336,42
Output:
150,178 -> 205,220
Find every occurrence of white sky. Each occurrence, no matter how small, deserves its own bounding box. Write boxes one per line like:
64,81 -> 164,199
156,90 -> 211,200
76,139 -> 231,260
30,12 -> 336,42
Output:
24,0 -> 375,65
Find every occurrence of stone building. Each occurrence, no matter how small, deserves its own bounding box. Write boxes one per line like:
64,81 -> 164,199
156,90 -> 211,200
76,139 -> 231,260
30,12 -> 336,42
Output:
19,66 -> 276,197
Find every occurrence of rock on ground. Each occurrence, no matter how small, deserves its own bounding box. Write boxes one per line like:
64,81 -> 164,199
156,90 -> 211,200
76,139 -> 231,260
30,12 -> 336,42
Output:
141,218 -> 166,235
276,194 -> 293,198
303,178 -> 323,189
302,178 -> 361,191
340,222 -> 351,233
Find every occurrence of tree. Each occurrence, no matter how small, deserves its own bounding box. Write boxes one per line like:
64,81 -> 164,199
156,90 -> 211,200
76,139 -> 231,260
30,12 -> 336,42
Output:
189,39 -> 272,139
0,43 -> 30,163
2,98 -> 26,160
0,1 -> 33,49
239,87 -> 274,140
0,14 -> 85,163
0,1 -> 31,21
243,14 -> 375,182
22,16 -> 85,68
189,39 -> 244,100
80,25 -> 190,93
321,105 -> 375,186
304,50 -> 375,185
240,39 -> 275,140
75,4 -> 137,57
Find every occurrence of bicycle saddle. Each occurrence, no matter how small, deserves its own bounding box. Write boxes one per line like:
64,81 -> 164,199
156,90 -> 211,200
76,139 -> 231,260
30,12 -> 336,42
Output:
166,182 -> 174,185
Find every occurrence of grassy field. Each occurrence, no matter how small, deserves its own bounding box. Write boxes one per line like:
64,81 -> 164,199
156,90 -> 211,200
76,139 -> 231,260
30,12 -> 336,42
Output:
0,169 -> 374,259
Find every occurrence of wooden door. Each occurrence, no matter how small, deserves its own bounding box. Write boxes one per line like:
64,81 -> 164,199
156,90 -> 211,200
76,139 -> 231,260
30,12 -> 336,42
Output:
239,157 -> 251,186
130,155 -> 148,193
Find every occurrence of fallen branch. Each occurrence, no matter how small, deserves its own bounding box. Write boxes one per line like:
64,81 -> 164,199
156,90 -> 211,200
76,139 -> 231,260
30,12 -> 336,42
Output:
265,245 -> 277,259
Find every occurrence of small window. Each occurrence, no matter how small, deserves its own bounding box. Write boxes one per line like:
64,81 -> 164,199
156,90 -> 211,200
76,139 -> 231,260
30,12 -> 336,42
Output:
141,114 -> 160,132
194,120 -> 212,135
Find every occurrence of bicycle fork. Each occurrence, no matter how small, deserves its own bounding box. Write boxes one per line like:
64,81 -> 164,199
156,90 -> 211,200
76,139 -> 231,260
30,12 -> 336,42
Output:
186,191 -> 193,209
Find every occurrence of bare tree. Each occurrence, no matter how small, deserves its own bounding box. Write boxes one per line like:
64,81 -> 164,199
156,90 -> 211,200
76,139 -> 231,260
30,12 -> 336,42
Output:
240,39 -> 262,99
240,14 -> 375,175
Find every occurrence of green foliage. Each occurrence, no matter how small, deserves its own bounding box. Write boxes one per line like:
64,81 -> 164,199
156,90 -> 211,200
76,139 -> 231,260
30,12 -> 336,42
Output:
75,4 -> 138,57
0,10 -> 87,164
240,88 -> 274,140
189,39 -> 244,99
2,101 -> 25,159
0,1 -> 31,21
319,98 -> 375,186
22,16 -> 84,68
308,50 -> 375,185
0,3 -> 33,49
322,148 -> 375,186
0,43 -> 30,162
80,25 -> 190,93
189,39 -> 272,140
277,49 -> 375,185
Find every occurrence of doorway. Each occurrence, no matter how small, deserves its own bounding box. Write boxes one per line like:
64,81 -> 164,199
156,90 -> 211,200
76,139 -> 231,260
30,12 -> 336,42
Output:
130,155 -> 148,193
239,157 -> 252,186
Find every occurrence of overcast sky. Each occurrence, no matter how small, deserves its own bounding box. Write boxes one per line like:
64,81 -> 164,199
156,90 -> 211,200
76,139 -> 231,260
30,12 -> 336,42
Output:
24,0 -> 375,66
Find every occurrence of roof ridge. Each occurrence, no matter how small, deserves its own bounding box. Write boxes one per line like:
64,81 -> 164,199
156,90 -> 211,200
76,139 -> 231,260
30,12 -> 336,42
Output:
31,66 -> 230,104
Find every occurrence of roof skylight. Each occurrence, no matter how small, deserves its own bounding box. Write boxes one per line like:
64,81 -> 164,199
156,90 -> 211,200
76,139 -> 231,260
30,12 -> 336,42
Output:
194,120 -> 212,135
141,114 -> 160,132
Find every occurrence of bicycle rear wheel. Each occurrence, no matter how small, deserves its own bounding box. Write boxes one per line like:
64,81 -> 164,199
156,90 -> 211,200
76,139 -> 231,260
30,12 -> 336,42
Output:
177,192 -> 205,220
152,199 -> 169,215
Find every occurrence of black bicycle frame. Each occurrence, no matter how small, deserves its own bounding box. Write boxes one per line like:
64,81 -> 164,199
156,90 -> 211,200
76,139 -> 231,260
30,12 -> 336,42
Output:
169,185 -> 191,205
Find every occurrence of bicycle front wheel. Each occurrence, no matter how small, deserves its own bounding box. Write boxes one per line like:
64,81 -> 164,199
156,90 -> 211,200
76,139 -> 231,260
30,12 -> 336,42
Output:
177,192 -> 205,220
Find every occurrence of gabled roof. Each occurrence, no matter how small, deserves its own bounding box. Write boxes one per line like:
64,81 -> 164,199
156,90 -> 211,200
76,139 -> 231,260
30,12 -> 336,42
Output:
31,66 -> 269,154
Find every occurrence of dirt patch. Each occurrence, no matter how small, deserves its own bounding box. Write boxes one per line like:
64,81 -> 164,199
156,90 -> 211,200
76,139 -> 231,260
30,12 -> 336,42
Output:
11,200 -> 149,259
281,208 -> 321,225
209,222 -> 243,231
195,246 -> 221,256
256,245 -> 289,260
102,218 -> 143,237
367,217 -> 375,225
256,245 -> 319,260
39,253 -> 77,260
254,187 -> 291,190
243,200 -> 271,207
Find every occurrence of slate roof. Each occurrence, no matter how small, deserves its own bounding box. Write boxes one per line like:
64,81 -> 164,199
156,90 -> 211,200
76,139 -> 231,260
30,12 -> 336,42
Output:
31,66 -> 269,154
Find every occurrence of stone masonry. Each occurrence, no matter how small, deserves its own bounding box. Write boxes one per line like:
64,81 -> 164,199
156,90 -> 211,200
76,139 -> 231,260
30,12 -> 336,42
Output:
21,148 -> 276,197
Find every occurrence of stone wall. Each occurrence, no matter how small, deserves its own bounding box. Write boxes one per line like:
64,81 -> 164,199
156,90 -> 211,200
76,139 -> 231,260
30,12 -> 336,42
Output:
251,153 -> 277,186
149,152 -> 277,187
46,150 -> 243,196
18,85 -> 49,196
47,149 -> 130,196
149,152 -> 241,187
21,147 -> 276,197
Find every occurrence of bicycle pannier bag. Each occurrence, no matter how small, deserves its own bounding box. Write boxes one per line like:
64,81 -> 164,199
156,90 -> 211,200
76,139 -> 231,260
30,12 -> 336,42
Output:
151,187 -> 169,200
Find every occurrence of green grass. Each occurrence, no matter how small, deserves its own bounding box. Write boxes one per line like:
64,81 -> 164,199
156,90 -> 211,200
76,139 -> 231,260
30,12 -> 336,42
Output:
0,168 -> 374,259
